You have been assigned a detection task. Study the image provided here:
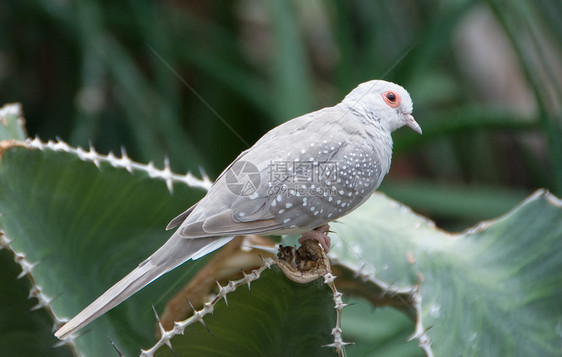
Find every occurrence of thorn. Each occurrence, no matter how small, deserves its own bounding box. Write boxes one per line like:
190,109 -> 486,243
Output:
184,298 -> 215,336
28,286 -> 40,299
241,269 -> 251,291
17,259 -> 38,279
353,264 -> 367,278
52,340 -> 68,348
407,325 -> 433,342
334,303 -> 347,311
198,165 -> 207,179
323,273 -> 336,284
200,318 -> 214,338
163,157 -> 174,194
108,337 -> 126,357
322,341 -> 354,348
215,280 -> 228,306
197,166 -> 213,189
190,301 -> 215,337
147,161 -> 156,177
258,254 -> 273,268
185,297 -> 196,313
31,136 -> 43,149
49,291 -> 63,305
152,305 -> 167,337
88,142 -> 101,168
151,305 -> 160,322
152,305 -> 174,351
52,137 -> 70,152
120,147 -> 133,172
14,251 -> 25,263
30,302 -> 44,311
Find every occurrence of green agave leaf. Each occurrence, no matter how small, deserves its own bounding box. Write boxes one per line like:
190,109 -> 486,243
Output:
0,142 -> 208,356
0,248 -> 73,357
330,190 -> 562,356
381,181 -> 528,222
155,267 -> 336,357
2,130 -> 560,356
341,299 -> 423,357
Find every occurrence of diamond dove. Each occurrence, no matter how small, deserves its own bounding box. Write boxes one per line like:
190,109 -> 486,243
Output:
55,79 -> 422,339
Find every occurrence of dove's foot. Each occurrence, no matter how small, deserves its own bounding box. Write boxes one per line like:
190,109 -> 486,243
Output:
298,224 -> 331,252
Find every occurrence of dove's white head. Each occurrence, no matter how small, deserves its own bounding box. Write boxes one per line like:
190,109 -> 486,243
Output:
342,80 -> 422,134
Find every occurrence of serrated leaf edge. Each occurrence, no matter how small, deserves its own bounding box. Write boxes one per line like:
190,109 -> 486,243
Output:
0,230 -> 81,355
334,260 -> 434,357
1,137 -> 215,193
141,258 -> 351,357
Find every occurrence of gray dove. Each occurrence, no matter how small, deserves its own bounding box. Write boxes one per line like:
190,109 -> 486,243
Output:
55,79 -> 422,339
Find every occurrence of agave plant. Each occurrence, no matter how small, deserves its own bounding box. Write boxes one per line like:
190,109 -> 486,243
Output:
1,104 -> 561,357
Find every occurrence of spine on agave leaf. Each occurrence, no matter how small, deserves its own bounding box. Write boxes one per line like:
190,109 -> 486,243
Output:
0,231 -> 79,354
0,134 -> 215,353
141,253 -> 352,357
24,137 -> 213,193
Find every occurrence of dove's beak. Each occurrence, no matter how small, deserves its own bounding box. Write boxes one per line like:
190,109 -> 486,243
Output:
405,114 -> 422,134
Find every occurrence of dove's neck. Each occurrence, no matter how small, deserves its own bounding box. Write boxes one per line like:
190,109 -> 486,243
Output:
365,124 -> 393,177
338,102 -> 394,177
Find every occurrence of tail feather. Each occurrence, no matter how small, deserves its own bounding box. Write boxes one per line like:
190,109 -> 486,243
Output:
55,234 -> 233,339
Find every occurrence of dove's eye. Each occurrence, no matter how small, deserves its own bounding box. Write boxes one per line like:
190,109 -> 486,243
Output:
382,91 -> 401,108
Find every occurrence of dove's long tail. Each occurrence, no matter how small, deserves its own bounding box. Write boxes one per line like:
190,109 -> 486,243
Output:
55,233 -> 233,340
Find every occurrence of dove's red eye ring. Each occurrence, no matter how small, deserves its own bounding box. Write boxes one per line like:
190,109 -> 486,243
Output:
382,91 -> 401,108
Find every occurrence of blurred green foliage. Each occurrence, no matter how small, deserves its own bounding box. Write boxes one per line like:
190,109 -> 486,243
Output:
1,0 -> 561,228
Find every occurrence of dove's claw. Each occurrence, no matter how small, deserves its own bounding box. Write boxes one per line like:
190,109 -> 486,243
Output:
298,224 -> 331,252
